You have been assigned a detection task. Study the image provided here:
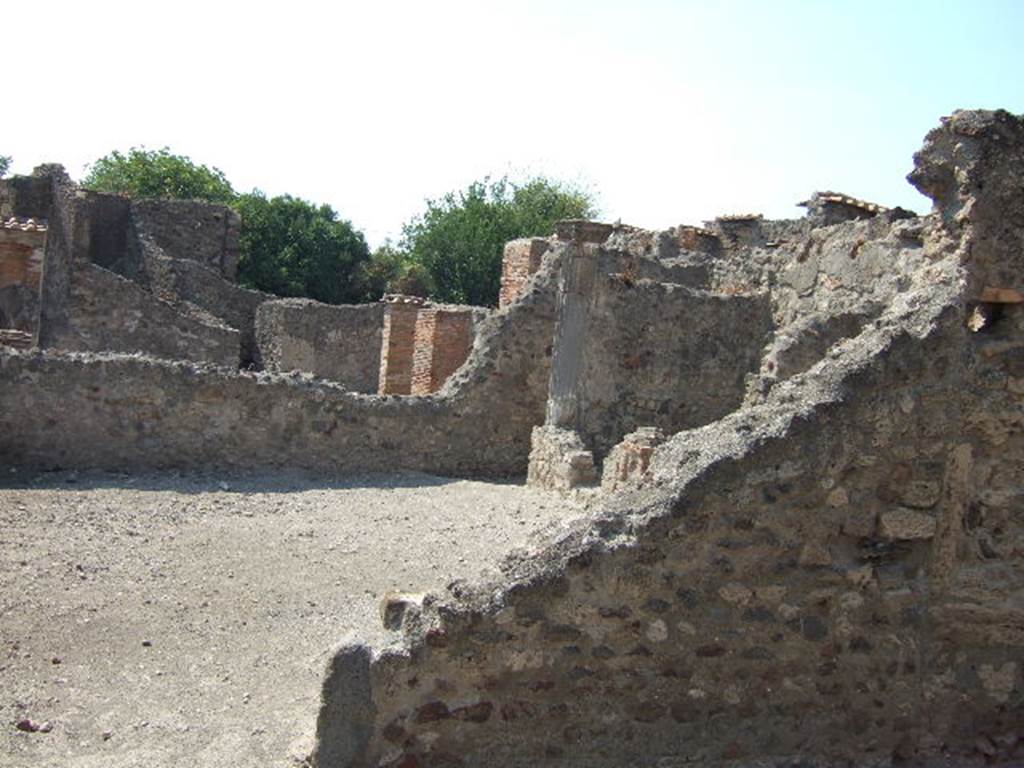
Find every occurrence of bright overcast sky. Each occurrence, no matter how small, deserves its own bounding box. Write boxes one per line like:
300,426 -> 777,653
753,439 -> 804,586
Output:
5,0 -> 1023,247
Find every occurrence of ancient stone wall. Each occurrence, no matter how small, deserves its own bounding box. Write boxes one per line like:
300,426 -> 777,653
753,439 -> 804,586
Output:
140,252 -> 270,368
131,199 -> 241,281
546,246 -> 772,460
0,247 -> 564,476
0,173 -> 53,221
48,263 -> 239,367
255,299 -> 384,391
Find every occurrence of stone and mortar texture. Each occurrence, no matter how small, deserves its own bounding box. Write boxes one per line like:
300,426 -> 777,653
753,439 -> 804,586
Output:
255,299 -> 385,392
0,243 -> 562,476
1,110 -> 1024,766
303,110 -> 1024,768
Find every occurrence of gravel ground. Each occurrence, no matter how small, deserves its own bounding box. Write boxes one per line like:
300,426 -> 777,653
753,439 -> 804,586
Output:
0,469 -> 591,768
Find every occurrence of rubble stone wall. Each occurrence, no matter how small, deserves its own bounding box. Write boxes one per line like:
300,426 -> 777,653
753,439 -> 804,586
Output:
140,253 -> 270,368
48,263 -> 240,367
131,199 -> 241,281
255,299 -> 384,391
0,247 -> 564,476
317,279 -> 1020,768
547,247 -> 773,459
301,107 -> 1024,768
0,173 -> 53,221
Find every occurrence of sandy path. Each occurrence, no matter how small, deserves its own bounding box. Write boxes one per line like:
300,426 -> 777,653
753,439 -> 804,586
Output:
0,470 -> 588,768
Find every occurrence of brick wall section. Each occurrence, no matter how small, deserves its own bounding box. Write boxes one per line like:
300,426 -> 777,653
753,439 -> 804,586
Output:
0,223 -> 45,292
410,307 -> 474,394
378,295 -> 425,394
499,238 -> 550,308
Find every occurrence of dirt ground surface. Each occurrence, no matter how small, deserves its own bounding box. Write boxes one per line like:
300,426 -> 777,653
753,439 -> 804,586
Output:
0,469 -> 591,768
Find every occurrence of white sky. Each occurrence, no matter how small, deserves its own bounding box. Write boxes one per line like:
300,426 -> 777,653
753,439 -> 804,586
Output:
5,0 -> 1023,247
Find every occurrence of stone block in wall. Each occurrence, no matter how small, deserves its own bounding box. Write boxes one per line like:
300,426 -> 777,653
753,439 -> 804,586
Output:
410,306 -> 474,395
601,426 -> 666,492
255,299 -> 384,391
500,238 -> 551,308
378,295 -> 426,395
526,425 -> 597,490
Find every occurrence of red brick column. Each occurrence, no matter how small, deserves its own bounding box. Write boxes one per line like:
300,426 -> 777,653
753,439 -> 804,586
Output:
377,295 -> 426,395
499,238 -> 551,308
410,307 -> 474,395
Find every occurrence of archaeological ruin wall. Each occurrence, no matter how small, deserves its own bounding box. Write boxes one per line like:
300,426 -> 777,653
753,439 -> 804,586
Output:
0,244 -> 564,476
310,110 -> 1024,768
256,299 -> 385,392
0,218 -> 45,335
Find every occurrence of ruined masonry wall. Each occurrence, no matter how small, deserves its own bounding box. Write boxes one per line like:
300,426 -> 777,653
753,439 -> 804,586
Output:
316,275 -> 1024,767
0,247 -> 564,476
49,264 -> 240,368
255,299 -> 384,392
131,199 -> 241,281
549,264 -> 773,459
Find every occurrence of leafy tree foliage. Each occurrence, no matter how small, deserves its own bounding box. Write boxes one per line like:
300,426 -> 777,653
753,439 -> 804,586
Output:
357,243 -> 432,300
234,192 -> 370,305
82,147 -> 372,304
83,147 -> 236,204
401,176 -> 595,306
0,155 -> 10,177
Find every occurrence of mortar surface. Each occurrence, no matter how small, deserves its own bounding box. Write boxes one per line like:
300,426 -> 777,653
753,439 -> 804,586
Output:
0,470 -> 591,768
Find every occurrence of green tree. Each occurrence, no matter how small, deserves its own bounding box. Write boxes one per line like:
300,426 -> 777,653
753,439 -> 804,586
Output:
234,191 -> 371,305
356,242 -> 432,300
401,175 -> 596,306
0,155 -> 10,178
83,147 -> 235,203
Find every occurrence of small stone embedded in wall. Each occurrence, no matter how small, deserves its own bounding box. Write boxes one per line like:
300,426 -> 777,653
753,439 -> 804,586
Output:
879,508 -> 937,540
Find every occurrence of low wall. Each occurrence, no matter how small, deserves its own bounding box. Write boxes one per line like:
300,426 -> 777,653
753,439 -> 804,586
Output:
48,263 -> 239,367
256,299 -> 384,391
0,248 -> 564,477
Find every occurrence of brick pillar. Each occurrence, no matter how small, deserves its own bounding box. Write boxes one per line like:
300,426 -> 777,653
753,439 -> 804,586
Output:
410,306 -> 474,395
499,237 -> 550,308
0,220 -> 47,292
377,295 -> 426,395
